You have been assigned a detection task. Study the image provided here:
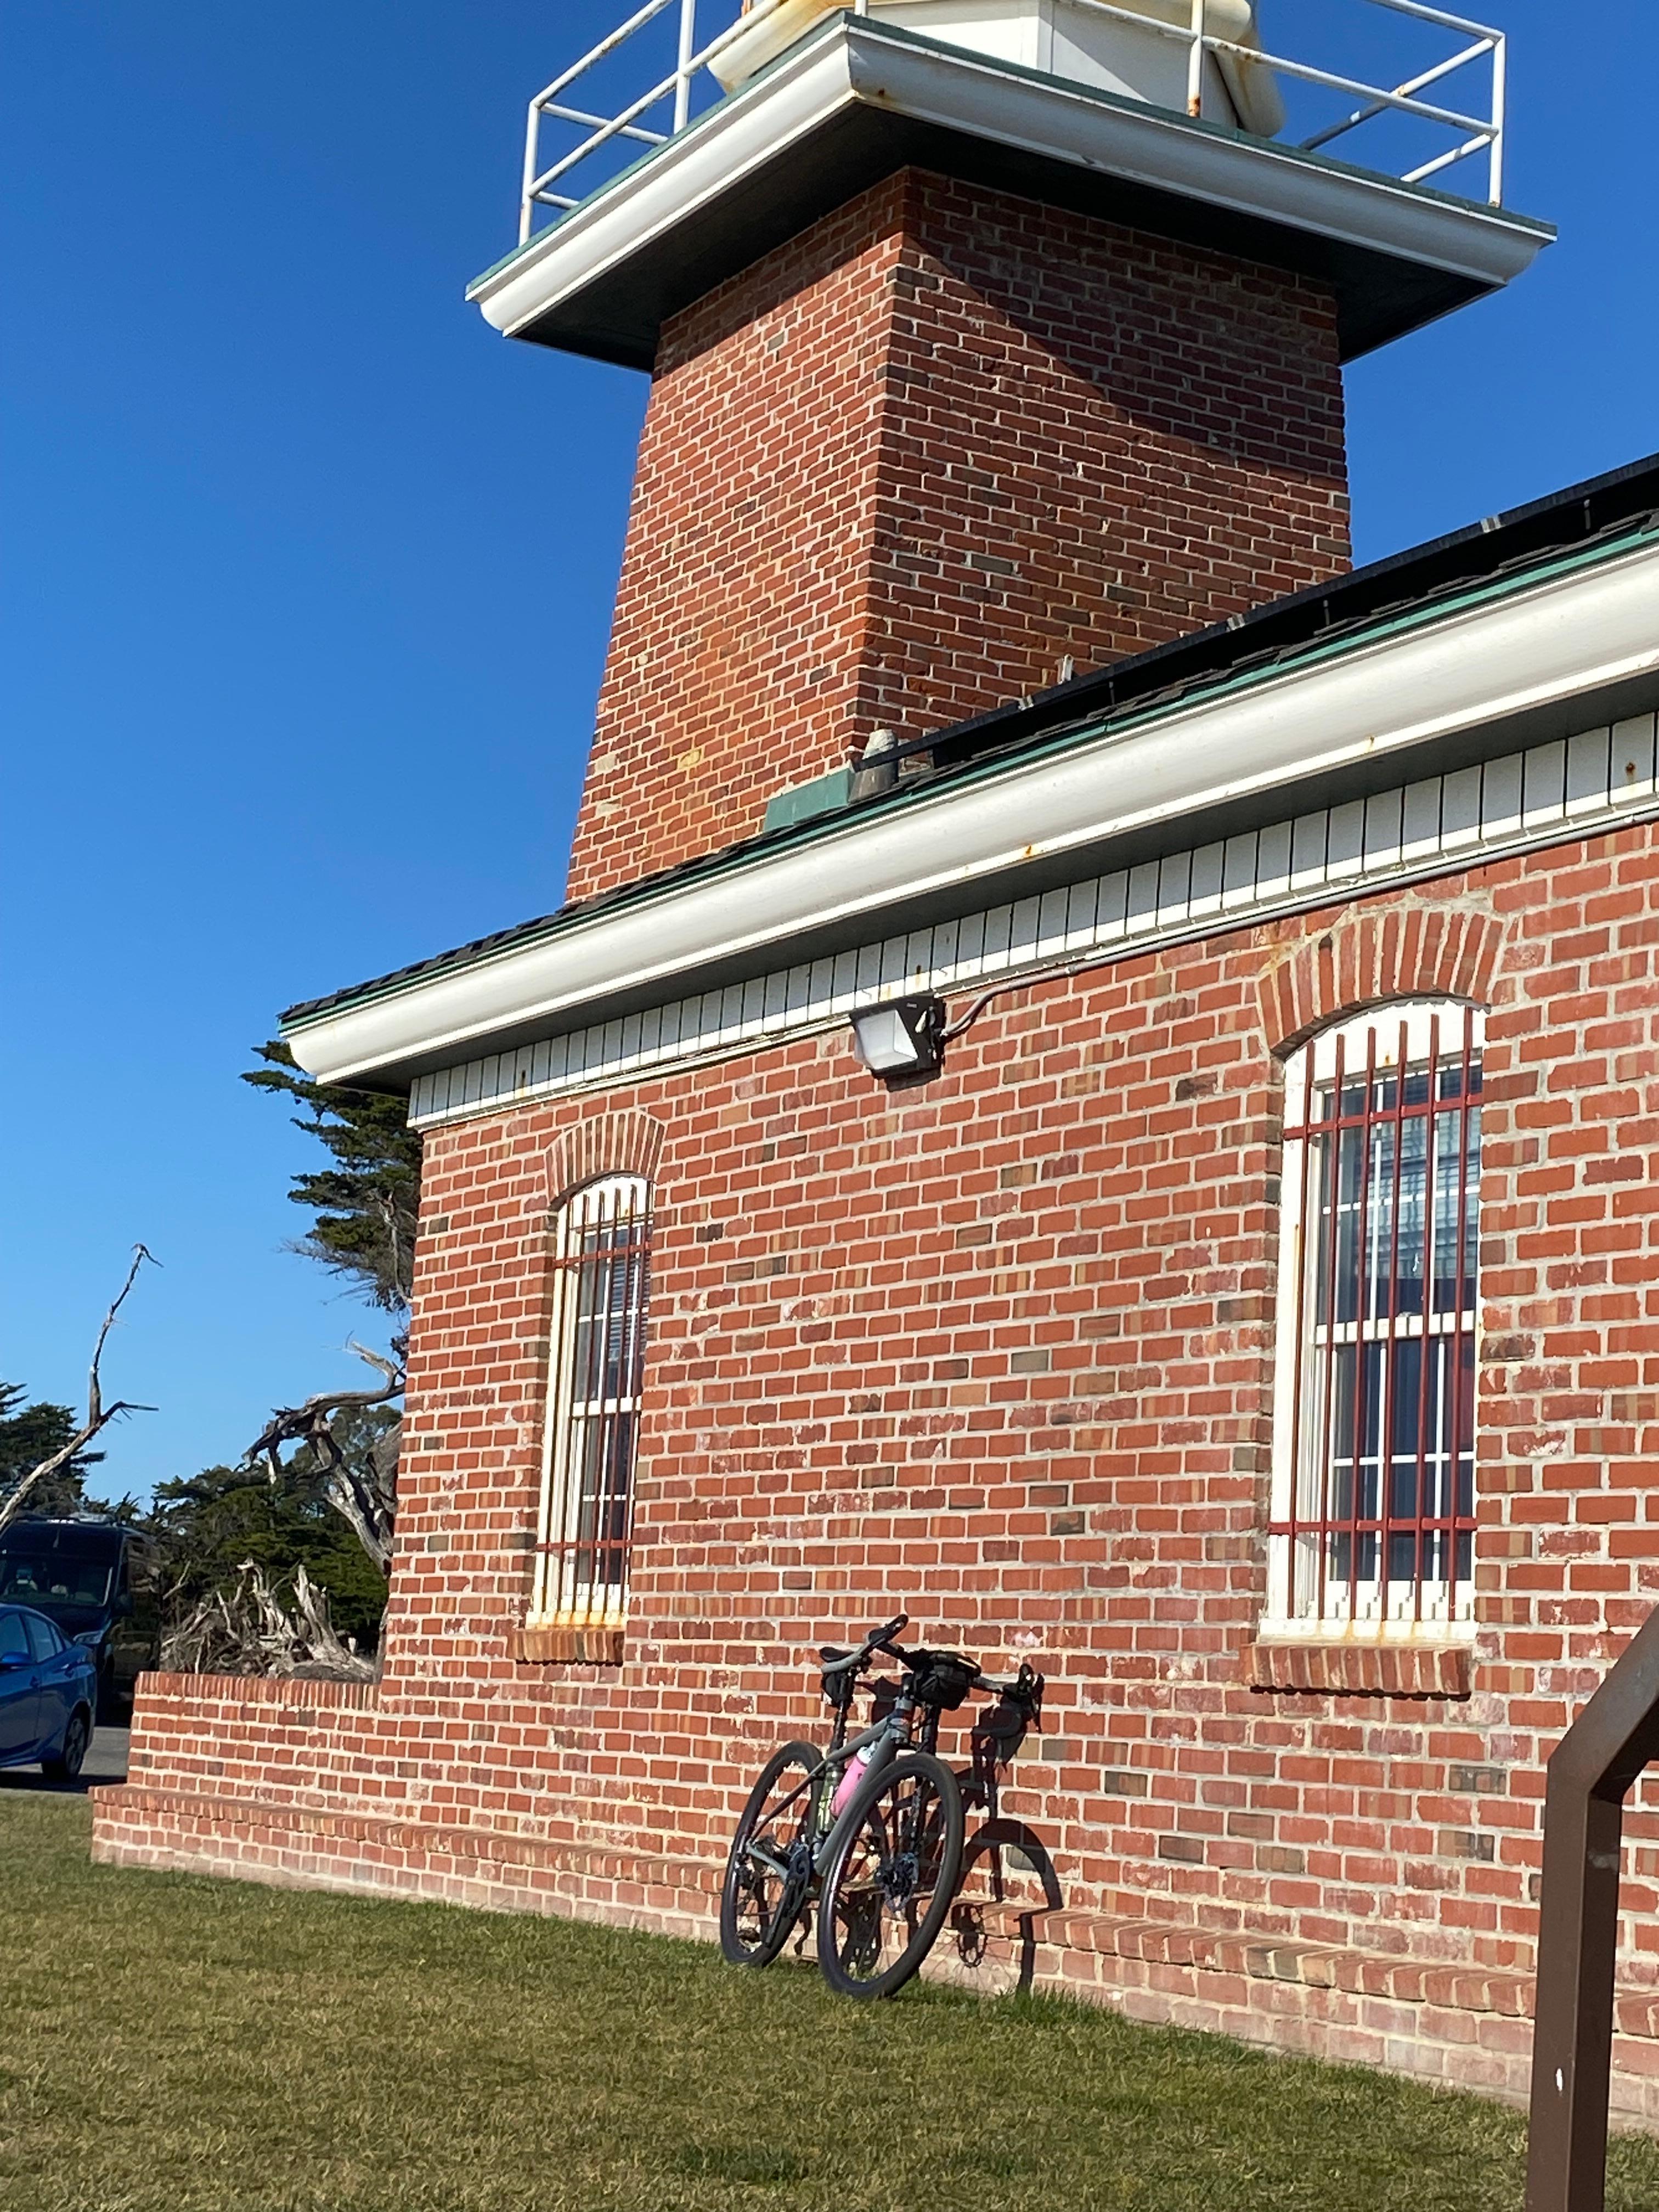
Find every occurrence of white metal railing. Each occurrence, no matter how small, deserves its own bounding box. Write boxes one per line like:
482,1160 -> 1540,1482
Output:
516,0 -> 1508,245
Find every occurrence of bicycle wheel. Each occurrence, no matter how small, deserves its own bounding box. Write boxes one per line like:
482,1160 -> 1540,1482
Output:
720,1739 -> 822,1967
816,1750 -> 964,2000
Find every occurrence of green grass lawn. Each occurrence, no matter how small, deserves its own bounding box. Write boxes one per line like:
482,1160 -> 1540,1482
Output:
5,1795 -> 1659,2212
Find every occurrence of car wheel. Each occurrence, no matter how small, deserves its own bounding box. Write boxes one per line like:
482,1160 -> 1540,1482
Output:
42,1707 -> 91,1785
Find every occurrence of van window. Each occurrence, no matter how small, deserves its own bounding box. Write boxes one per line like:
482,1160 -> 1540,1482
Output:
0,1554 -> 111,1608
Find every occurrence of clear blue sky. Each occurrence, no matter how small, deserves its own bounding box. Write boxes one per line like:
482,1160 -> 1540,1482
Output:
3,1 -> 1654,1504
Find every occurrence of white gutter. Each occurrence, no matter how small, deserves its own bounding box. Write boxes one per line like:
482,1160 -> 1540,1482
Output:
287,538 -> 1659,1085
467,16 -> 1549,345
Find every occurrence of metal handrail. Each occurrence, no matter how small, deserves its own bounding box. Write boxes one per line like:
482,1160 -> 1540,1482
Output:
518,0 -> 799,233
515,0 -> 1509,244
1041,0 -> 1503,193
1526,1598 -> 1659,2210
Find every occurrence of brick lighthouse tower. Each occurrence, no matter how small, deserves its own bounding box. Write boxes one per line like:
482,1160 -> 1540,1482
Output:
469,0 -> 1545,904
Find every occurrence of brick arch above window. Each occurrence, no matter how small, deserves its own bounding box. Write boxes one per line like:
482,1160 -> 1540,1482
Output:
544,1109 -> 667,1210
1257,905 -> 1504,1058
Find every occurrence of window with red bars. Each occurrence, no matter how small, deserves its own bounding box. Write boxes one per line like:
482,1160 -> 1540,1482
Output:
1267,1001 -> 1482,1633
533,1175 -> 651,1628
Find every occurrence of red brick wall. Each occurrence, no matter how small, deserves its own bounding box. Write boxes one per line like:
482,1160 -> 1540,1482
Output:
565,168 -> 1350,902
97,822 -> 1659,2113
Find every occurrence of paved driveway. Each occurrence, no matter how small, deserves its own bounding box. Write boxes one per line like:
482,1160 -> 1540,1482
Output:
0,1725 -> 128,1795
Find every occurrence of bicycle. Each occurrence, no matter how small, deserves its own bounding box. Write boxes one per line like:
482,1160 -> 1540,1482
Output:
719,1612 -> 1043,2000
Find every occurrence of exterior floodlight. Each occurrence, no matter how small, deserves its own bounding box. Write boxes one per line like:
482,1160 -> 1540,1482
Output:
848,995 -> 947,1088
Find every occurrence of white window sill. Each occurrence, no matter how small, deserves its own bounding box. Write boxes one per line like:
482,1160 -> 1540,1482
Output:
1254,1617 -> 1476,1649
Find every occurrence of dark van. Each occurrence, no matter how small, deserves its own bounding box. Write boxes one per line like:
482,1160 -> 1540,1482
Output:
0,1518 -> 161,1721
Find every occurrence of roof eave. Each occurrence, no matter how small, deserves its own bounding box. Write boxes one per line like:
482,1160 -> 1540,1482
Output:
283,528 -> 1659,1092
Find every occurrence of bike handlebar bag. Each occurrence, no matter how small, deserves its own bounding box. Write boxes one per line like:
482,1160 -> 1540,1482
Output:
912,1652 -> 978,1710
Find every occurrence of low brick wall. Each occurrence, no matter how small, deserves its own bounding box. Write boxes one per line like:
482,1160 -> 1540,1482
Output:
89,1759 -> 1659,2124
91,1780 -> 718,1939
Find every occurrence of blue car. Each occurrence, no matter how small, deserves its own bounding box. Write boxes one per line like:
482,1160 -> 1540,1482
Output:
0,1602 -> 97,1781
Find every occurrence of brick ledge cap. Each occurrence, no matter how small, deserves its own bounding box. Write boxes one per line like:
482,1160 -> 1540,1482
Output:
1245,1636 -> 1472,1698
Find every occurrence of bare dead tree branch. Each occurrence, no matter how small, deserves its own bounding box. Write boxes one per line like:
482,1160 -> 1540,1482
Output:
0,1246 -> 157,1542
161,1559 -> 376,1682
244,1341 -> 403,1576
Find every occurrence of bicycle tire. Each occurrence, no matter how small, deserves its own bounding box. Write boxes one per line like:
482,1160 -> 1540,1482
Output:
720,1739 -> 822,1967
815,1750 -> 964,2000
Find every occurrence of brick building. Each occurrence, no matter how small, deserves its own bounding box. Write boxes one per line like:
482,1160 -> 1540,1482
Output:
92,0 -> 1659,2117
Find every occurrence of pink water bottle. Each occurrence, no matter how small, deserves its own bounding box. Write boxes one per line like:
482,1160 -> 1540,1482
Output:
830,1742 -> 876,1819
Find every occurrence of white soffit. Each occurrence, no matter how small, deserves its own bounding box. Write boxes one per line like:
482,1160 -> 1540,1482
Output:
467,17 -> 1549,347
286,537 -> 1659,1087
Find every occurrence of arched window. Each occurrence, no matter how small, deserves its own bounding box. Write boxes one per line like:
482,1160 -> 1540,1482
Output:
1266,1001 -> 1482,1636
532,1175 -> 652,1628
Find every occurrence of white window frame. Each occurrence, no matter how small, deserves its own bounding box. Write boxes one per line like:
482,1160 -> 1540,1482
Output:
531,1173 -> 651,1628
1263,998 -> 1482,1645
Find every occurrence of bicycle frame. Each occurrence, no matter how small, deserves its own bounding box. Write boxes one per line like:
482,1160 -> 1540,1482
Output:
741,1686 -> 925,1888
811,1699 -> 917,1874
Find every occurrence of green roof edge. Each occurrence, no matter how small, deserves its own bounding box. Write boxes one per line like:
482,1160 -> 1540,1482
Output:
282,512 -> 1658,1040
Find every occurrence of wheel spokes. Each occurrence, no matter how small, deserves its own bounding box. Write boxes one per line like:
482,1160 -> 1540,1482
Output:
724,1749 -> 820,1961
830,1774 -> 947,1983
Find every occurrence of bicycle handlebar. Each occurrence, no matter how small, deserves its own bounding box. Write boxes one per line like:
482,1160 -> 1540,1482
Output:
826,1619 -> 1041,1714
819,1614 -> 911,1680
973,1660 -> 1043,1709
